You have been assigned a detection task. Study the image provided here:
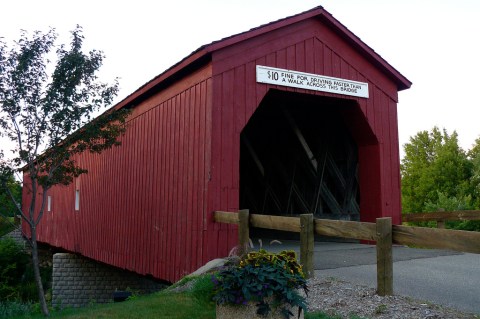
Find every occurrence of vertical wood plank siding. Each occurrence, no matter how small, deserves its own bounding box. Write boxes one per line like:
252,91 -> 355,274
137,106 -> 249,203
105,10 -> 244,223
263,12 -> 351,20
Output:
210,18 -> 402,239
27,14 -> 405,283
32,65 -> 214,283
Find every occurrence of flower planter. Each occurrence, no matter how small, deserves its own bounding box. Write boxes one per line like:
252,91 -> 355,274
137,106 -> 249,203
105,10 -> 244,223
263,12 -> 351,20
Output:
212,249 -> 307,319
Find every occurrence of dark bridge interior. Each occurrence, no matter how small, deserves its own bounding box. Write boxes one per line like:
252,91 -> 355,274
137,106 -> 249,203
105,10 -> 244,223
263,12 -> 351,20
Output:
240,90 -> 360,226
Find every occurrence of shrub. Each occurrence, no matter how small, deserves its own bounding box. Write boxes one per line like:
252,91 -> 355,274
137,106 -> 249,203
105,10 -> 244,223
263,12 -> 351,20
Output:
0,238 -> 29,301
0,217 -> 15,237
0,301 -> 34,318
212,249 -> 308,319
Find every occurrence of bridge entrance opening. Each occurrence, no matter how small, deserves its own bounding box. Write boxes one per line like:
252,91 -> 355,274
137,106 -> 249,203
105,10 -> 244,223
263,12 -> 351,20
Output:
240,90 -> 360,239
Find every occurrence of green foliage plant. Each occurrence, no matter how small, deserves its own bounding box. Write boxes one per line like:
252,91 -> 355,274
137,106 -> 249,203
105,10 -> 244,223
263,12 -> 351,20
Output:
0,238 -> 29,301
0,301 -> 34,318
0,26 -> 130,316
401,127 -> 471,214
212,249 -> 308,319
0,216 -> 16,237
0,173 -> 21,218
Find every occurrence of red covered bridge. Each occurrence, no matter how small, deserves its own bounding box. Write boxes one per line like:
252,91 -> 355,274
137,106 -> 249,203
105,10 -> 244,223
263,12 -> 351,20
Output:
23,6 -> 411,283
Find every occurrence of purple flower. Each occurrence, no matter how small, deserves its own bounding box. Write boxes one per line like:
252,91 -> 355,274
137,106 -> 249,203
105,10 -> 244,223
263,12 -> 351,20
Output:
211,275 -> 219,286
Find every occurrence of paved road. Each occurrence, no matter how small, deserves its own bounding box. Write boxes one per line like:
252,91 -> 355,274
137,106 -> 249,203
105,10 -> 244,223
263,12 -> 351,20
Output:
261,240 -> 480,314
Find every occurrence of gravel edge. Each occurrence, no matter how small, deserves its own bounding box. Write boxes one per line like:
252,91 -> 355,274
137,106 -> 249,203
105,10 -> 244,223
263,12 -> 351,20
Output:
307,276 -> 479,319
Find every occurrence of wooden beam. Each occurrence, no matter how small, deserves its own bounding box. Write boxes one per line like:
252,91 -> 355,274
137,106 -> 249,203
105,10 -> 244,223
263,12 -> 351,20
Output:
214,212 -> 480,256
238,210 -> 250,256
300,214 -> 314,279
326,153 -> 346,190
241,135 -> 283,212
314,219 -> 376,241
402,210 -> 480,222
214,211 -> 240,224
393,225 -> 480,254
312,152 -> 327,214
241,135 -> 265,177
342,156 -> 359,213
320,183 -> 342,214
243,188 -> 260,213
271,159 -> 310,213
286,163 -> 297,213
292,149 -> 342,215
250,214 -> 301,232
291,183 -> 312,213
282,107 -> 318,170
376,218 -> 393,296
262,186 -> 283,213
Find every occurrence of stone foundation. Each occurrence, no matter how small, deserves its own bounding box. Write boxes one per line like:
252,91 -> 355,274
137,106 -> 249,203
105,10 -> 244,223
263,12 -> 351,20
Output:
52,253 -> 166,308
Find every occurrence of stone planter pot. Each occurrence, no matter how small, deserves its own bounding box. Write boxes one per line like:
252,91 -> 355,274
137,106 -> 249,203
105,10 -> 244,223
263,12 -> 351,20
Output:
216,302 -> 304,319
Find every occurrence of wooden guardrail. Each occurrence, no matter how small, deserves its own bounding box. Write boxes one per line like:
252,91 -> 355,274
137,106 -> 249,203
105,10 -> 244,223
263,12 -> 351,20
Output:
402,210 -> 480,228
214,210 -> 480,296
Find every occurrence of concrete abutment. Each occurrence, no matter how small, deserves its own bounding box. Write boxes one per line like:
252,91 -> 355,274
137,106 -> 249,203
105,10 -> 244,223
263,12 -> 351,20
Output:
52,253 -> 166,308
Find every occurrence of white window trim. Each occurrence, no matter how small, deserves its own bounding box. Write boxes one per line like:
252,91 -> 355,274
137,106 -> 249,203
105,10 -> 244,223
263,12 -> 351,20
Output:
75,189 -> 80,211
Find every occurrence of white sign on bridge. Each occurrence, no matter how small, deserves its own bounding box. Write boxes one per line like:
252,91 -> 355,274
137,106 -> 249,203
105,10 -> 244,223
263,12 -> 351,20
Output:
256,65 -> 369,98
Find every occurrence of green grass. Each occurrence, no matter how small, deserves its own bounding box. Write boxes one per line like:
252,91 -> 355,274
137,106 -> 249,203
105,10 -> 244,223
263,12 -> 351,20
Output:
11,292 -> 215,319
8,274 -> 361,319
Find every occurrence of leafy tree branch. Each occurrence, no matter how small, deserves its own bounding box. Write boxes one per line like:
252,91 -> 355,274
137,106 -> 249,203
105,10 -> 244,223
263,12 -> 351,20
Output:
0,26 -> 130,316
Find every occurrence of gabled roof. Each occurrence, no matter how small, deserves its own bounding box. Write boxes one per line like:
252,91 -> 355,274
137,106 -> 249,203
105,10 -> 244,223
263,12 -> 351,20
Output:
114,6 -> 411,111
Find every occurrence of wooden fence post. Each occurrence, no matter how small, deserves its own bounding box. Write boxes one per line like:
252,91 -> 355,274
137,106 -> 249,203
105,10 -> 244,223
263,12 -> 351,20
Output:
437,208 -> 445,229
300,214 -> 314,279
376,217 -> 393,296
238,209 -> 250,256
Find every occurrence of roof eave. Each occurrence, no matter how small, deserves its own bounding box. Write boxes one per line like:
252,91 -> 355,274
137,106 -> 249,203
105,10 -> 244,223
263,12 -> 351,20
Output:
112,48 -> 211,111
205,6 -> 411,91
113,5 -> 411,111
317,10 -> 412,91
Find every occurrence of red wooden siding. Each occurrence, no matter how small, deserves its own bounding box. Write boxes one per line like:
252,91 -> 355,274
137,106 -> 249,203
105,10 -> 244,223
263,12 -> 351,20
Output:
26,65 -> 216,282
23,7 -> 410,283
207,17 -> 403,237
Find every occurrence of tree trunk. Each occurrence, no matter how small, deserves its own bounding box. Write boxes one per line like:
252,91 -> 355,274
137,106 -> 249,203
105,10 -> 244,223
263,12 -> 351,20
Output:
31,227 -> 49,316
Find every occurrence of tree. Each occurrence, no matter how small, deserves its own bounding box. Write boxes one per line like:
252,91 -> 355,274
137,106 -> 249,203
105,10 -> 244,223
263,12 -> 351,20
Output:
0,27 -> 130,316
468,137 -> 480,208
401,127 -> 471,213
0,170 -> 21,218
457,137 -> 480,231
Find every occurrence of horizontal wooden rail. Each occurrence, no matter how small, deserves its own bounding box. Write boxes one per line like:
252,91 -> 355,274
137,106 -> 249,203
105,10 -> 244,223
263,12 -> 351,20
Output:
250,214 -> 301,232
393,225 -> 480,254
314,219 -> 376,241
214,211 -> 376,239
214,211 -> 240,224
214,210 -> 480,297
402,210 -> 480,222
214,211 -> 480,253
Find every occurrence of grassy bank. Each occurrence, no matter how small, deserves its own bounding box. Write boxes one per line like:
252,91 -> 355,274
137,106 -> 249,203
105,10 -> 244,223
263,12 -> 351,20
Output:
7,275 -> 352,319
10,293 -> 214,319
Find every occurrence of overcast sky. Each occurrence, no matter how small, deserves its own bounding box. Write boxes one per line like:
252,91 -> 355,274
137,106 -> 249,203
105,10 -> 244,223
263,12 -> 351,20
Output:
2,0 -> 480,158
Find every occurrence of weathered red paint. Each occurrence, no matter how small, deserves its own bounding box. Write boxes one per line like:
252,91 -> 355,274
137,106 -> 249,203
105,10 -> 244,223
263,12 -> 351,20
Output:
22,6 -> 411,283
